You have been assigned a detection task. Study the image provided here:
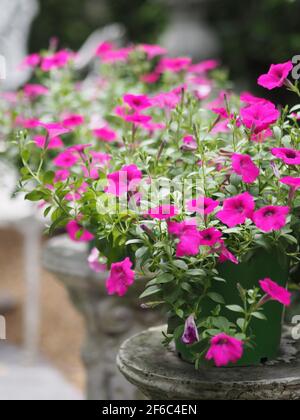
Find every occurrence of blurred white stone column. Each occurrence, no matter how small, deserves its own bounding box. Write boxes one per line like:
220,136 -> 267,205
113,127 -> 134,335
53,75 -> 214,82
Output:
0,0 -> 39,90
160,0 -> 219,60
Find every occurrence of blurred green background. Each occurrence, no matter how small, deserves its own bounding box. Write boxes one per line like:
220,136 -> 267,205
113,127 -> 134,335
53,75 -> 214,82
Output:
29,0 -> 300,94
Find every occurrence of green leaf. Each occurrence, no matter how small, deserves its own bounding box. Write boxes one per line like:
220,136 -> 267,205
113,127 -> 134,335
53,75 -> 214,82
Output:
226,305 -> 245,314
43,171 -> 55,185
140,286 -> 161,299
173,260 -> 189,271
25,190 -> 47,202
252,312 -> 267,321
135,246 -> 148,259
208,292 -> 225,304
187,269 -> 206,276
155,273 -> 174,284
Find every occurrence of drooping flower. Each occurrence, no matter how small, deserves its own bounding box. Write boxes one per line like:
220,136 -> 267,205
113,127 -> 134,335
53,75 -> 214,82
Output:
53,150 -> 79,168
271,148 -> 300,165
280,176 -> 300,190
66,220 -> 94,242
106,258 -> 135,297
41,122 -> 71,139
206,333 -> 244,367
258,61 -> 293,90
62,114 -> 84,128
252,206 -> 289,232
182,315 -> 199,345
123,94 -> 152,111
241,102 -> 280,134
218,245 -> 239,265
88,248 -> 107,273
198,228 -> 222,247
259,278 -> 291,306
93,126 -> 117,143
34,135 -> 63,150
105,165 -> 142,197
187,197 -> 220,216
216,192 -> 255,227
240,92 -> 271,106
231,153 -> 260,184
148,205 -> 179,220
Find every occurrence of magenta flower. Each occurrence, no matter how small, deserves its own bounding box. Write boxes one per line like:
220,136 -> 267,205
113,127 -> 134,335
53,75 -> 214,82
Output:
41,122 -> 71,139
54,169 -> 70,183
252,206 -> 289,232
148,205 -> 179,220
240,92 -> 270,106
218,246 -> 239,265
124,94 -> 152,111
41,50 -> 73,72
125,113 -> 152,126
151,92 -> 180,109
88,248 -> 106,273
53,150 -> 79,168
187,197 -> 219,215
93,126 -> 117,143
140,72 -> 160,84
139,44 -> 167,59
157,57 -> 192,74
176,230 -> 202,257
189,59 -> 219,74
106,258 -> 135,297
23,84 -> 49,99
182,135 -> 197,151
106,165 -> 142,197
241,102 -> 280,134
258,61 -> 293,90
21,53 -> 40,68
272,147 -> 300,165
231,153 -> 260,184
168,220 -> 197,236
62,114 -> 84,128
206,333 -> 244,367
34,135 -> 63,150
259,278 -> 291,306
280,176 -> 300,190
198,228 -> 222,247
216,192 -> 255,227
182,315 -> 199,345
66,221 -> 94,242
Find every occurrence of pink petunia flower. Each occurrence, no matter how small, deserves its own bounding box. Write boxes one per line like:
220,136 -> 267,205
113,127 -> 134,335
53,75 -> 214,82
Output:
41,50 -> 73,72
206,333 -> 244,367
189,59 -> 219,74
217,192 -> 255,227
187,197 -> 219,215
182,315 -> 199,345
252,206 -> 289,232
168,220 -> 198,236
54,169 -> 70,183
53,150 -> 79,168
106,258 -> 135,297
88,248 -> 107,273
241,102 -> 280,134
138,44 -> 167,59
182,135 -> 197,151
231,153 -> 260,184
157,57 -> 192,74
21,53 -> 40,68
62,114 -> 84,128
198,227 -> 222,247
106,165 -> 142,197
271,147 -> 300,165
41,122 -> 71,139
258,61 -> 293,90
123,94 -> 152,111
34,135 -> 63,150
93,126 -> 117,143
218,245 -> 239,265
140,72 -> 160,84
280,176 -> 300,190
148,205 -> 179,220
259,278 -> 291,306
66,220 -> 94,242
125,113 -> 152,126
23,84 -> 49,99
240,92 -> 271,106
176,229 -> 202,257
151,91 -> 180,109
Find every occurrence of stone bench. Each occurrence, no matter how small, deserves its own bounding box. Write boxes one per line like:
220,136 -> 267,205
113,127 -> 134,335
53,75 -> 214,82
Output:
117,326 -> 300,400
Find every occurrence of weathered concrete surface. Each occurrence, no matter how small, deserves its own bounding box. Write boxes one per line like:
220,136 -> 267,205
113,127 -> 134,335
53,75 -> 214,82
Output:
0,343 -> 83,400
117,326 -> 300,400
43,235 -> 162,400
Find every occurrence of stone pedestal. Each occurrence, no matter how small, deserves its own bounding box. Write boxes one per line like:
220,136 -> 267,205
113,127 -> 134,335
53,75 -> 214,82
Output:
43,235 -> 162,400
160,0 -> 219,60
117,326 -> 300,400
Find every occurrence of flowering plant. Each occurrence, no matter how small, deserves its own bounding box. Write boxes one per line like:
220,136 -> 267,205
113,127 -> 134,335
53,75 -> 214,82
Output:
18,51 -> 300,368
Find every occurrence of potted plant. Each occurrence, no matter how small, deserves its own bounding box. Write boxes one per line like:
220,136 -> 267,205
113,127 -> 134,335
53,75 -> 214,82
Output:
18,47 -> 300,370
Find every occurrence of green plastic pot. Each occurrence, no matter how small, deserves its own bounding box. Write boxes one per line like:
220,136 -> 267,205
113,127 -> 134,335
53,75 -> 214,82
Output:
173,247 -> 290,367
